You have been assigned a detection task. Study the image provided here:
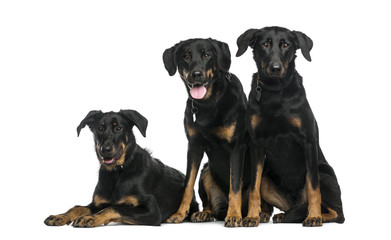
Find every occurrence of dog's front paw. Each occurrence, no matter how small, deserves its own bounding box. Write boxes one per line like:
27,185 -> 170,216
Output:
165,211 -> 188,223
243,216 -> 259,227
272,213 -> 285,223
44,215 -> 71,226
224,215 -> 242,227
303,216 -> 322,227
190,210 -> 214,223
260,212 -> 271,223
72,215 -> 102,228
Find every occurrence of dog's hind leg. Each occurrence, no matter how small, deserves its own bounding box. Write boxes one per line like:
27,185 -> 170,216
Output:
191,164 -> 214,222
273,204 -> 307,223
272,204 -> 342,224
191,164 -> 227,222
318,162 -> 345,223
225,144 -> 246,227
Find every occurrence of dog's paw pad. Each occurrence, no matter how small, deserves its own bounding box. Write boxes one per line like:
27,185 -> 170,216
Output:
190,211 -> 214,223
72,216 -> 99,228
273,213 -> 285,223
260,212 -> 271,223
44,215 -> 70,226
224,215 -> 242,227
303,216 -> 322,227
243,216 -> 260,227
165,211 -> 187,223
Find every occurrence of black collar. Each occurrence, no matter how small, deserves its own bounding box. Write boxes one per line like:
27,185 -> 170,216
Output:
114,165 -> 123,172
255,72 -> 296,102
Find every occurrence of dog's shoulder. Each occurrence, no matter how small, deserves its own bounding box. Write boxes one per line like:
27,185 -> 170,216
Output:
128,146 -> 155,169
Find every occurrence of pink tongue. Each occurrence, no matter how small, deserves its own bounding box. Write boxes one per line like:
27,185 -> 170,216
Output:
190,85 -> 207,99
104,158 -> 115,164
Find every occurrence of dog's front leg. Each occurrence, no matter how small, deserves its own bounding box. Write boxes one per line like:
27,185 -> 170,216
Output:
73,195 -> 162,227
44,204 -> 94,226
303,141 -> 322,227
165,143 -> 204,223
224,144 -> 245,227
243,141 -> 266,227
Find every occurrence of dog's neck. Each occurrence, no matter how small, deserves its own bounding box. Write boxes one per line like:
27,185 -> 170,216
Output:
253,69 -> 305,109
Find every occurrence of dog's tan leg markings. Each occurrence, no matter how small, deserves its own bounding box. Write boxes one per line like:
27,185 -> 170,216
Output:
243,163 -> 263,227
261,176 -> 290,211
73,208 -> 124,227
191,206 -> 213,223
225,187 -> 242,227
44,206 -> 91,226
321,207 -> 338,222
224,171 -> 243,227
191,167 -> 216,222
166,163 -> 198,223
303,173 -> 322,227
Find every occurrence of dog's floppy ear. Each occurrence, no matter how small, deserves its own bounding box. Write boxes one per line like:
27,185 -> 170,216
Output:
208,39 -> 231,72
163,43 -> 180,76
292,31 -> 313,62
77,110 -> 103,136
119,110 -> 148,137
236,28 -> 259,57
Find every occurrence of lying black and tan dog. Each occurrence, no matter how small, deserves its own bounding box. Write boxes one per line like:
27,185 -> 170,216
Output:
163,38 -> 250,227
237,27 -> 345,227
44,110 -> 198,227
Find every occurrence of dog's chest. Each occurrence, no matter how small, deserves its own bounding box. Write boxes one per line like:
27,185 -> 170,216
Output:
96,172 -> 139,202
263,133 -> 306,189
252,112 -> 301,139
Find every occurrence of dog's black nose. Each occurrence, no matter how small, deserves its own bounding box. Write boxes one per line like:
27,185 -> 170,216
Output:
271,64 -> 282,75
191,70 -> 203,78
100,145 -> 112,154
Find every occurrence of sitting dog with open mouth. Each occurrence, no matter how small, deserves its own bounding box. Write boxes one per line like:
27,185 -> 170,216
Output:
44,110 -> 198,227
163,38 -> 250,227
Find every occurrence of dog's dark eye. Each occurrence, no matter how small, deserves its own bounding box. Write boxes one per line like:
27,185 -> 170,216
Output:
183,54 -> 190,60
98,126 -> 105,132
282,43 -> 289,49
262,42 -> 270,48
203,54 -> 210,59
114,127 -> 123,132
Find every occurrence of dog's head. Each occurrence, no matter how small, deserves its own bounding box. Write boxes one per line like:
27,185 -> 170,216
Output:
76,110 -> 148,171
163,38 -> 231,100
236,26 -> 312,85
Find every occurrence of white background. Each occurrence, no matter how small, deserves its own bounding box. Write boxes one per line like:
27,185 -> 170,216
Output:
1,0 -> 390,239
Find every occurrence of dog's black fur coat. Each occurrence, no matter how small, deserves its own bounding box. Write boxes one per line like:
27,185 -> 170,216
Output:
163,38 -> 250,227
237,27 -> 344,227
44,110 -> 198,227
